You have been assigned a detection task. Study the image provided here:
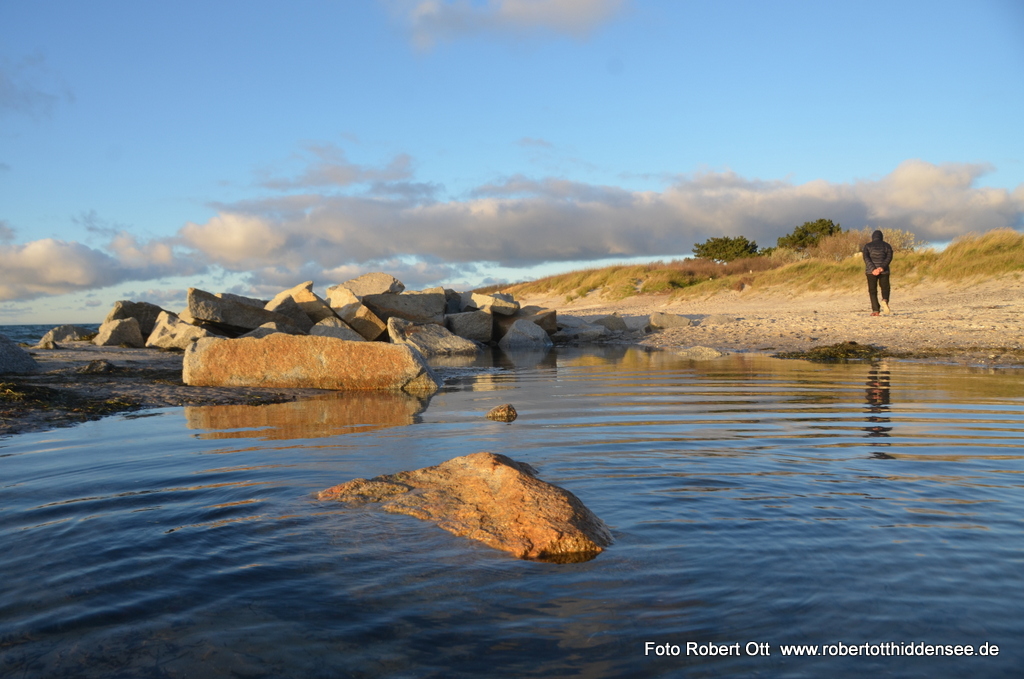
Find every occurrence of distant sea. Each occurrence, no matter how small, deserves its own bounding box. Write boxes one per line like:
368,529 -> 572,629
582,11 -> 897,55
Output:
0,324 -> 100,345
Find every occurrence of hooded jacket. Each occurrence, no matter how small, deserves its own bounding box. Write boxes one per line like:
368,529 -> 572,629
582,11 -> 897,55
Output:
862,230 -> 893,274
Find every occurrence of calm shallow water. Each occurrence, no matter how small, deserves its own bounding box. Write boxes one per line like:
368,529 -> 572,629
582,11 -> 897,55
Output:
2,347 -> 1023,678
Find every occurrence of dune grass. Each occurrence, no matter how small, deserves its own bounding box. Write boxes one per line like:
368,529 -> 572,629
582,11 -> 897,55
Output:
494,228 -> 1024,302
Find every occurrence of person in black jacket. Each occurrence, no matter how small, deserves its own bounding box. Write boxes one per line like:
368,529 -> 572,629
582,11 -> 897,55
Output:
862,230 -> 894,316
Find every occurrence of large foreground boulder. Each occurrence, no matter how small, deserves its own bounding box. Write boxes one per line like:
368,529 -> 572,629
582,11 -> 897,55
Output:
318,452 -> 611,562
388,317 -> 479,356
0,334 -> 41,374
183,334 -> 442,394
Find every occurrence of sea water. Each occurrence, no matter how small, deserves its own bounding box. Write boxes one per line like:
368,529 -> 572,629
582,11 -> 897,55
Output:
1,347 -> 1022,678
0,324 -> 100,345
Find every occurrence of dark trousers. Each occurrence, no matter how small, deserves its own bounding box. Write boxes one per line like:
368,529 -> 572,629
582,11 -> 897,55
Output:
866,273 -> 890,312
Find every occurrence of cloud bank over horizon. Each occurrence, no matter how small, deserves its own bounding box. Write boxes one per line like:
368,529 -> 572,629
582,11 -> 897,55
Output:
1,157 -> 1022,304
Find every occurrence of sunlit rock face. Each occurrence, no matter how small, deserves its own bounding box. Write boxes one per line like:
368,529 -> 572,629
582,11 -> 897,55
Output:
331,272 -> 405,298
361,288 -> 447,325
387,317 -> 480,357
461,291 -> 520,316
104,300 -> 165,338
265,281 -> 338,326
318,452 -> 612,562
146,311 -> 218,349
182,334 -> 442,394
94,317 -> 144,348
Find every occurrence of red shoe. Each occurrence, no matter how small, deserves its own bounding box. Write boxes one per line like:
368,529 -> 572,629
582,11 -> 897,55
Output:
870,312 -> 880,316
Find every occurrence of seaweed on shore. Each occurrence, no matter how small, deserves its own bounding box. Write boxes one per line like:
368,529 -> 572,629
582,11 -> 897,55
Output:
0,380 -> 141,424
775,341 -> 888,363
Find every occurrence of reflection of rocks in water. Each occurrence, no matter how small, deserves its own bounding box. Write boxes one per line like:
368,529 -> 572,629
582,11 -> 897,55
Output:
870,451 -> 896,459
427,349 -> 517,392
185,391 -> 430,439
427,353 -> 495,370
496,347 -> 556,371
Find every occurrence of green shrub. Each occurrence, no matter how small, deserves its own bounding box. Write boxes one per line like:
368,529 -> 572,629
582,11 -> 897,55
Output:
692,235 -> 759,262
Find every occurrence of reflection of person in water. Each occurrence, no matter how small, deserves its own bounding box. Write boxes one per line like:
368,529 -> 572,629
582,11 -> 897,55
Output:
865,361 -> 893,453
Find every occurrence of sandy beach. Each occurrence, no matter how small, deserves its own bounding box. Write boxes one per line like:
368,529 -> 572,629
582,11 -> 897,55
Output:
519,274 -> 1024,367
4,274 -> 1023,439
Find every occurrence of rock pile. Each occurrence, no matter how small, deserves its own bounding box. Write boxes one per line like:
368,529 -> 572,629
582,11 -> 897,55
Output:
31,271 -> 682,389
61,272 -> 564,356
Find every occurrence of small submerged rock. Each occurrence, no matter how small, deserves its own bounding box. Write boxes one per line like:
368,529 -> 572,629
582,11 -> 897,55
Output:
318,452 -> 611,562
486,403 -> 518,422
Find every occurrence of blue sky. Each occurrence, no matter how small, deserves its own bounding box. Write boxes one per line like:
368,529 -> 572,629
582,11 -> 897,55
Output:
2,0 -> 1022,323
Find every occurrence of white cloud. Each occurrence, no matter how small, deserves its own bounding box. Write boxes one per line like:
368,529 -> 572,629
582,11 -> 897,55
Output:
179,159 -> 1022,277
180,213 -> 290,267
2,158 -> 1021,303
396,0 -> 629,48
0,235 -> 204,302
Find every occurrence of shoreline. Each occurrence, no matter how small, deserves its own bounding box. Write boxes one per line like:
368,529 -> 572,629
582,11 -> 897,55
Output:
517,273 -> 1024,368
4,277 -> 1023,438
